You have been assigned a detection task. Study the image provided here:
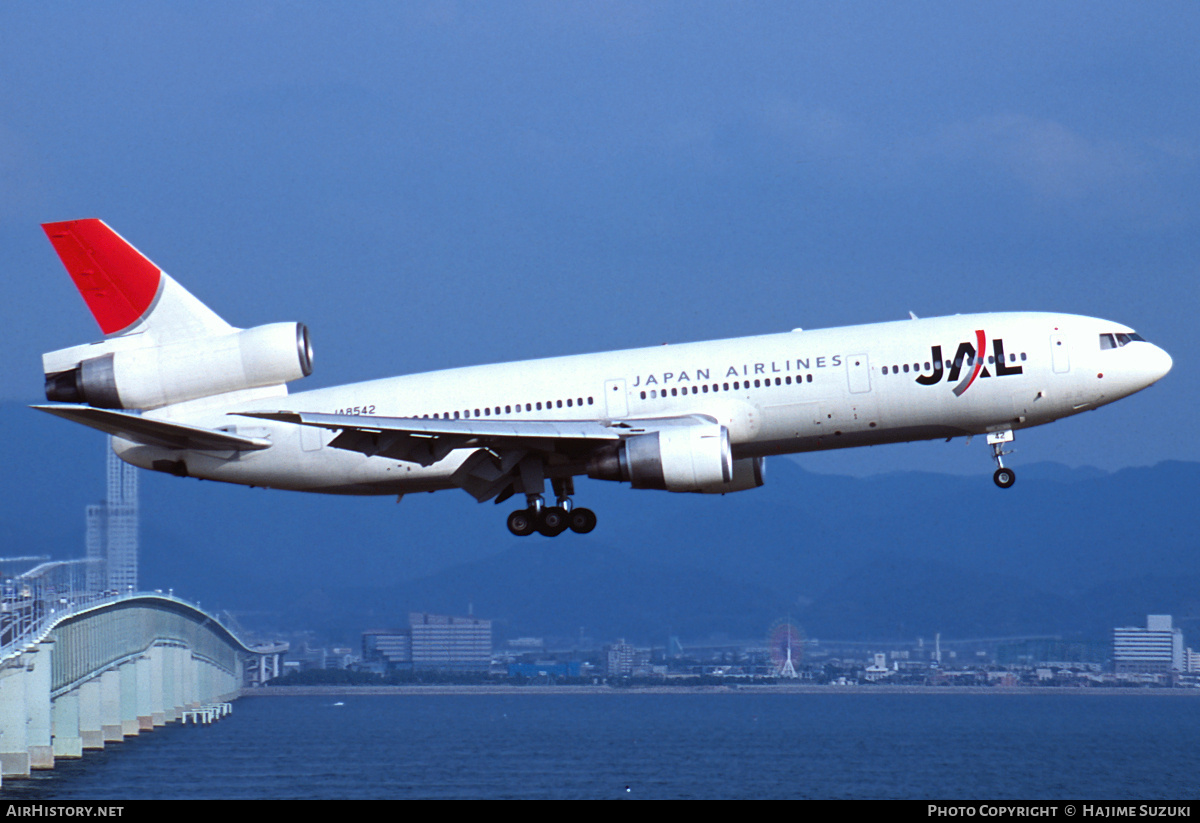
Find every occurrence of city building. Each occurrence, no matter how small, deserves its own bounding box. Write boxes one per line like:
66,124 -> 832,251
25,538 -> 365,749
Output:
363,612 -> 493,673
605,639 -> 635,676
85,438 -> 138,593
1113,614 -> 1184,673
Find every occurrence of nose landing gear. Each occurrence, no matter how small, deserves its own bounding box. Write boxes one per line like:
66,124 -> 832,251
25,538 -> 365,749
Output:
988,430 -> 1016,488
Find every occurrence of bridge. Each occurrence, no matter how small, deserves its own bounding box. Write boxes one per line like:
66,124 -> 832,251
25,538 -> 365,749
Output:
0,579 -> 284,783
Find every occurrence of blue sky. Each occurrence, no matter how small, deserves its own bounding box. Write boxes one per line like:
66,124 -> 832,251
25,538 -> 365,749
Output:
2,2 -> 1196,475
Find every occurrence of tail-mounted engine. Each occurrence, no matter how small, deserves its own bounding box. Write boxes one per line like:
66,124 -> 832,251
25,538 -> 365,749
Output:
44,322 -> 313,410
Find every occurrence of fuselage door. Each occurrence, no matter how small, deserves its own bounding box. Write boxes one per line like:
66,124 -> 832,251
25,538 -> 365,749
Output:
604,379 -> 628,418
1050,335 -> 1070,374
846,354 -> 872,394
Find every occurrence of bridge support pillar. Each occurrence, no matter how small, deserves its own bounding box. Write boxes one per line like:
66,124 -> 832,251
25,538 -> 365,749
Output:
100,669 -> 122,743
119,658 -> 139,737
78,676 -> 104,750
182,647 -> 197,709
0,653 -> 31,778
26,642 -> 53,770
52,689 -> 83,759
138,646 -> 162,729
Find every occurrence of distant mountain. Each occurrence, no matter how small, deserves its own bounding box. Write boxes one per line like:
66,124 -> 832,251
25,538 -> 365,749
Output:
5,402 -> 1198,647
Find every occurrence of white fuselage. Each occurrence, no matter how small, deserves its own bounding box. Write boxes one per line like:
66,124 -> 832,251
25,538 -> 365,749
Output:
116,311 -> 1172,495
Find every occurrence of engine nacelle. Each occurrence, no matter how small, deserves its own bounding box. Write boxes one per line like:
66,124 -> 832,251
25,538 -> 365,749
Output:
588,423 -> 733,492
693,456 -> 765,494
45,322 -> 313,410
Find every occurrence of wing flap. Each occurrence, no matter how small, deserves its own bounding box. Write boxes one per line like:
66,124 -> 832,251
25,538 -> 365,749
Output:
33,405 -> 271,452
238,410 -> 634,464
239,411 -> 631,442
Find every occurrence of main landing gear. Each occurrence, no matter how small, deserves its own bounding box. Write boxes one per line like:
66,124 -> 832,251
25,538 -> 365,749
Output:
988,430 -> 1016,488
506,476 -> 597,537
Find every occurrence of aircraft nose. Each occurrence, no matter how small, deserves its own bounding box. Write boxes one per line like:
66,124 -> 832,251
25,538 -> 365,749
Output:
1140,343 -> 1173,387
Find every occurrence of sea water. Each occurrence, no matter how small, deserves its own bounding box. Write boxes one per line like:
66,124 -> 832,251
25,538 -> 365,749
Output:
4,692 -> 1199,800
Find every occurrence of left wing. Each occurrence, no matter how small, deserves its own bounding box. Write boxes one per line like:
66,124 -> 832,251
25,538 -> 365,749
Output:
238,410 -> 634,463
34,404 -> 271,452
237,410 -> 709,502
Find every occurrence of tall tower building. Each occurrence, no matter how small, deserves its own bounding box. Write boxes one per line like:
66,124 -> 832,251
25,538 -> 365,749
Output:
85,438 -> 139,593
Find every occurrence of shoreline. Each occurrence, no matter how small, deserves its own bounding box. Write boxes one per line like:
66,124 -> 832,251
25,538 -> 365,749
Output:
241,684 -> 1200,697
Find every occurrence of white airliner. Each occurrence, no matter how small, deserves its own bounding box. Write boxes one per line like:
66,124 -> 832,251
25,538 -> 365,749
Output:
35,220 -> 1173,536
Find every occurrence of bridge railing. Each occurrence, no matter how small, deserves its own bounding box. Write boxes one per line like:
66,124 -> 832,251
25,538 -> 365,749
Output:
0,561 -> 191,663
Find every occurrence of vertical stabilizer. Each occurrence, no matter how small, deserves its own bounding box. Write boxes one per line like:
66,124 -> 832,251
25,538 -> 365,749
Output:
42,219 -> 232,342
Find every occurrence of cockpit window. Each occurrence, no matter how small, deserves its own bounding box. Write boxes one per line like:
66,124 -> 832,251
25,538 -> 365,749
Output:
1101,331 -> 1147,350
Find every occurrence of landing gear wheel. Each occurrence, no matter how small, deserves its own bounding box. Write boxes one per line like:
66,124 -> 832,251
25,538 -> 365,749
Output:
993,467 -> 1016,489
536,506 -> 569,537
507,509 -> 537,537
568,507 -> 597,534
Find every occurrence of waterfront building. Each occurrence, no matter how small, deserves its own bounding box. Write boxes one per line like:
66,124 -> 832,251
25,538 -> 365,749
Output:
1113,614 -> 1184,673
363,613 -> 493,673
605,639 -> 634,677
409,612 -> 492,672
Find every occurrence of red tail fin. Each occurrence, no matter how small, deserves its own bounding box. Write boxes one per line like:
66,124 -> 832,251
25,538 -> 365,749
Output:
42,219 -> 163,335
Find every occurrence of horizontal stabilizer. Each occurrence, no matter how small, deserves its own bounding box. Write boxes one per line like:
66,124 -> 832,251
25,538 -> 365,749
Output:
32,405 -> 271,452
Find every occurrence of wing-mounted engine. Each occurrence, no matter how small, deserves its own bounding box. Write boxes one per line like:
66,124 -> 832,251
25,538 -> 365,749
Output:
44,322 -> 313,410
695,456 -> 765,494
587,421 -> 745,493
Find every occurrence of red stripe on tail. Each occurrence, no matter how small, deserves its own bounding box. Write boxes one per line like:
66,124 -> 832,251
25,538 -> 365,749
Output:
42,219 -> 162,335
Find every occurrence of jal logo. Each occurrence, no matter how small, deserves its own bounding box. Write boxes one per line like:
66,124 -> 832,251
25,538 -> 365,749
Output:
916,330 -> 1023,396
